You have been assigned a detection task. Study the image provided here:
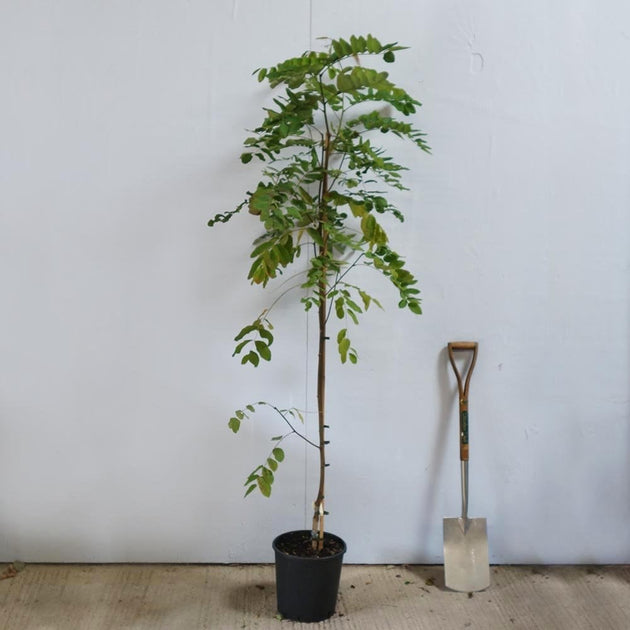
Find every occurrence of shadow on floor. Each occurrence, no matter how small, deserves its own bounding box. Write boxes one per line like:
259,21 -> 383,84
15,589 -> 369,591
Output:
225,579 -> 277,618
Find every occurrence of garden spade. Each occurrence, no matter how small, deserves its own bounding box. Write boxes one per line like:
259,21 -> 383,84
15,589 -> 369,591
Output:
443,341 -> 489,592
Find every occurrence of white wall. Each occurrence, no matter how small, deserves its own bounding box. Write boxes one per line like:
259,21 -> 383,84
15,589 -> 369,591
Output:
1,1 -> 629,564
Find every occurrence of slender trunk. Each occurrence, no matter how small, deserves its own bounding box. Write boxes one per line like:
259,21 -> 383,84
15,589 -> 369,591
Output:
312,132 -> 331,552
311,270 -> 327,550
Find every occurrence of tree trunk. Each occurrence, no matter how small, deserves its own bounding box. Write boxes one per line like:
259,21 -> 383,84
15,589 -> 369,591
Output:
311,276 -> 327,551
311,131 -> 331,552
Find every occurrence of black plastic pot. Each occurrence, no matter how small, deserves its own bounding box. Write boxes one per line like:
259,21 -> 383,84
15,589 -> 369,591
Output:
272,530 -> 347,622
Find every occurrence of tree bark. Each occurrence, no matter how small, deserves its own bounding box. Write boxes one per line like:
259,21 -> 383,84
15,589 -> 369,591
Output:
311,131 -> 331,552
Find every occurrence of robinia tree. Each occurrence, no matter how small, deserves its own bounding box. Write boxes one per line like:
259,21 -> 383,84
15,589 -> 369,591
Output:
208,34 -> 430,552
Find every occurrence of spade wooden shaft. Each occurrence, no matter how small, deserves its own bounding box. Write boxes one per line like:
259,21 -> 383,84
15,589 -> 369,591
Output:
448,342 -> 478,520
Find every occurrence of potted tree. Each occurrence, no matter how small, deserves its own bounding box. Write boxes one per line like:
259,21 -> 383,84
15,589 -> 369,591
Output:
209,34 -> 430,622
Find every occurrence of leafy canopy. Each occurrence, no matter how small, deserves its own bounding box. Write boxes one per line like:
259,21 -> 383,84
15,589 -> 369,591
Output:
209,34 -> 429,497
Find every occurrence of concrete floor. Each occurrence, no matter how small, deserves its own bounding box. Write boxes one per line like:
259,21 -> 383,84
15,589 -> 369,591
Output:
0,563 -> 629,629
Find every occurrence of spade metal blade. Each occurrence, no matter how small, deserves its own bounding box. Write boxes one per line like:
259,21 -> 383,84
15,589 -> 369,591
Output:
443,516 -> 490,592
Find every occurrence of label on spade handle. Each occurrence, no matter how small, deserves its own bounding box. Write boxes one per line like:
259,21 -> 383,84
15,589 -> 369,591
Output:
459,402 -> 469,461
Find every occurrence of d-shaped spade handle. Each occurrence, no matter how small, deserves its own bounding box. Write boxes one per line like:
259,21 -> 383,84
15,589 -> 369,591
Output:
447,342 -> 478,462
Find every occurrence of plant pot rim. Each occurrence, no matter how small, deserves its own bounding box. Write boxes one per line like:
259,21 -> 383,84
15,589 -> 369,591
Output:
272,530 -> 347,561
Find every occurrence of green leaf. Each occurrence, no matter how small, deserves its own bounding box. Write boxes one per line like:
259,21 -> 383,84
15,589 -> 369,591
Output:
408,301 -> 422,315
337,66 -> 392,94
258,327 -> 274,344
250,239 -> 274,258
234,324 -> 257,342
240,152 -> 253,164
257,67 -> 267,82
349,201 -> 366,217
271,435 -> 283,441
248,185 -> 272,214
245,468 -> 262,485
331,38 -> 348,59
261,467 -> 274,484
339,337 -> 350,363
233,339 -> 250,356
297,187 -> 313,204
228,417 -> 241,433
350,35 -> 366,53
247,259 -> 266,285
272,447 -> 285,462
246,404 -> 256,412
244,484 -> 257,497
346,298 -> 362,313
255,340 -> 272,361
383,51 -> 395,63
335,298 -> 345,319
336,72 -> 353,93
358,290 -> 372,310
307,228 -> 323,246
361,214 -> 376,241
257,477 -> 271,497
366,34 -> 381,53
267,458 -> 278,472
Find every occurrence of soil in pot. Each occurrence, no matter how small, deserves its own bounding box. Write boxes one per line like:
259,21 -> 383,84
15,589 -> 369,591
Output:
274,530 -> 345,558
